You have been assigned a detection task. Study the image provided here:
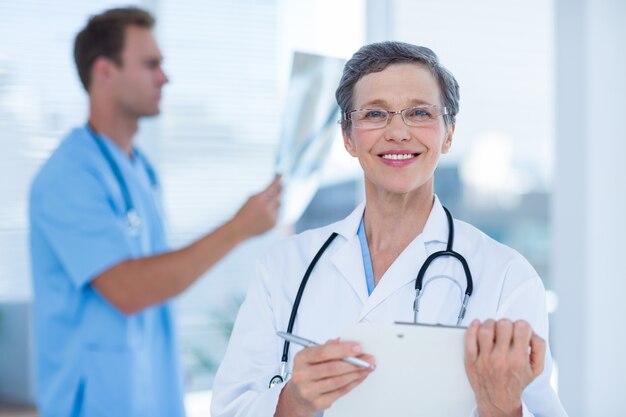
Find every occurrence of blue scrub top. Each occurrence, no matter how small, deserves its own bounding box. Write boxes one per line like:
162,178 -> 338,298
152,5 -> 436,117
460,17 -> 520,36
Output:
29,126 -> 185,417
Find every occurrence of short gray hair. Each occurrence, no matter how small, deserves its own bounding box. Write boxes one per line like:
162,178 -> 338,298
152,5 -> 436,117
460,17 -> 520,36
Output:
335,41 -> 460,131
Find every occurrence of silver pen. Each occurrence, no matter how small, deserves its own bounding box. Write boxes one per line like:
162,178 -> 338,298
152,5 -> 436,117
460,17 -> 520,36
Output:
276,331 -> 372,369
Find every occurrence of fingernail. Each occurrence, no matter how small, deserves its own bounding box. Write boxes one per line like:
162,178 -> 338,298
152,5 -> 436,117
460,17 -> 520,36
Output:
352,344 -> 362,354
471,319 -> 480,327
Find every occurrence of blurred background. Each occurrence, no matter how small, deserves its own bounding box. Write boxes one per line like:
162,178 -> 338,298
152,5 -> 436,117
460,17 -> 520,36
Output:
0,0 -> 624,416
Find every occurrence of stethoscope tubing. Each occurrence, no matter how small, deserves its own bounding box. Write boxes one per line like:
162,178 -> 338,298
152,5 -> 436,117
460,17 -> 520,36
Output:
85,124 -> 159,224
281,232 -> 339,363
414,206 -> 473,295
271,205 -> 473,387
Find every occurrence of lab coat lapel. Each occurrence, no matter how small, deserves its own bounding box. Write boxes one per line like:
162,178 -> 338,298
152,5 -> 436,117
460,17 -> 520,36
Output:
357,198 -> 450,321
328,202 -> 369,304
330,236 -> 369,304
357,236 -> 428,321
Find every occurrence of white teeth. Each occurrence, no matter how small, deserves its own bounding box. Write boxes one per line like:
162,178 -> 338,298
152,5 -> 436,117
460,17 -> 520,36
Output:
381,153 -> 414,160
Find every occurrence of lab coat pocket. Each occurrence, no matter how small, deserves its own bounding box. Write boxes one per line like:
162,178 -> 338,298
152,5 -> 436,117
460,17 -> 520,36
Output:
82,348 -> 135,417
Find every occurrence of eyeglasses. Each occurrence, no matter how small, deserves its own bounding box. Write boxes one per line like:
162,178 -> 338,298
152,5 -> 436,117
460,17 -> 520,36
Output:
343,105 -> 448,129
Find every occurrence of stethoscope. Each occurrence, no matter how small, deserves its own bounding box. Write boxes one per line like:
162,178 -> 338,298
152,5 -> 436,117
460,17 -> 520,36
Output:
268,206 -> 473,388
85,124 -> 159,235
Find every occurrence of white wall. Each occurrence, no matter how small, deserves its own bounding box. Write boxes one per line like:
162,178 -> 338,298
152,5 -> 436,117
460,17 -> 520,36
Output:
553,0 -> 626,415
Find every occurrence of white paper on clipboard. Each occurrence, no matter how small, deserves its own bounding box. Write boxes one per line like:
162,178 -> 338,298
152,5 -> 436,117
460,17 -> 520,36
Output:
325,322 -> 475,417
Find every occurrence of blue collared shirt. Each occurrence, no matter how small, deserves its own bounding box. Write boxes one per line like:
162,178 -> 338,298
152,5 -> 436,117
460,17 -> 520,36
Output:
29,126 -> 184,417
357,216 -> 376,296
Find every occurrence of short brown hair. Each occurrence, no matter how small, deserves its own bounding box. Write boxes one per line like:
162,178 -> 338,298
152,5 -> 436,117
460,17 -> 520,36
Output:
336,41 -> 460,130
74,7 -> 155,91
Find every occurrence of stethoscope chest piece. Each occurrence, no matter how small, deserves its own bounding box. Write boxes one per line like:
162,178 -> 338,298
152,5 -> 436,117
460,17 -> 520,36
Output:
268,361 -> 288,388
126,209 -> 143,235
268,374 -> 283,389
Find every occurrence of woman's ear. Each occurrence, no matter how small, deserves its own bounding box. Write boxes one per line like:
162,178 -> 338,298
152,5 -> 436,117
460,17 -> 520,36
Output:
441,124 -> 455,154
343,128 -> 358,157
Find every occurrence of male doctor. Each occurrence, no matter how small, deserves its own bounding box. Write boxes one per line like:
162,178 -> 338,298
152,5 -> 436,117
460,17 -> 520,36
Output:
29,7 -> 281,417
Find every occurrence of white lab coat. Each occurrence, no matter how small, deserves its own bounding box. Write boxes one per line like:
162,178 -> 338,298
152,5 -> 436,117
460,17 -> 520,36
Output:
211,198 -> 568,417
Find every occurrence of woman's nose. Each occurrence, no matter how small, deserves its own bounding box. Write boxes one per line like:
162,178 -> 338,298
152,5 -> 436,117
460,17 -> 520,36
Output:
383,112 -> 410,141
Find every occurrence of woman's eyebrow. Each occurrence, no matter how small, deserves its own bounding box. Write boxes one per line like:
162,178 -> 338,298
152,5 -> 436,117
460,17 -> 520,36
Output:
357,99 -> 390,108
357,98 -> 433,108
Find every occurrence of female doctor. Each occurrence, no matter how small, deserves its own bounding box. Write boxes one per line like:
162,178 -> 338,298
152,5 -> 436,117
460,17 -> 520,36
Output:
211,42 -> 567,417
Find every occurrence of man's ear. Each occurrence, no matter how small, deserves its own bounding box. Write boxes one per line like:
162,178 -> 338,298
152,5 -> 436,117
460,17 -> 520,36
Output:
441,124 -> 455,154
343,128 -> 358,157
91,56 -> 116,86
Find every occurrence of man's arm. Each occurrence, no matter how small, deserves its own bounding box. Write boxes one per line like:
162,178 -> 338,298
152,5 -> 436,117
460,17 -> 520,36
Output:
92,177 -> 282,315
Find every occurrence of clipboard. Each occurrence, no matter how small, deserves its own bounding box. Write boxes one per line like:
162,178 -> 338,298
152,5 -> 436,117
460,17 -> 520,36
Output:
325,322 -> 475,417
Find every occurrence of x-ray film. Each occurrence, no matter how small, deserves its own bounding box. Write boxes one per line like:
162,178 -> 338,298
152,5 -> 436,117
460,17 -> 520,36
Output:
275,52 -> 346,226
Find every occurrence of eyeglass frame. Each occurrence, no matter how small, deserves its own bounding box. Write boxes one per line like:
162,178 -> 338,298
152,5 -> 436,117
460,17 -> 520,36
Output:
340,104 -> 449,129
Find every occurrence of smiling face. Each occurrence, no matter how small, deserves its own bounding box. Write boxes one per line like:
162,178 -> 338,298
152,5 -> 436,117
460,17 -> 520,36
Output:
343,63 -> 454,199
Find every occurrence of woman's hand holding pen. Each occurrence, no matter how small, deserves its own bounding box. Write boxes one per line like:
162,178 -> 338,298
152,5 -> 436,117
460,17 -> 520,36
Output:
464,319 -> 546,417
274,339 -> 376,417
